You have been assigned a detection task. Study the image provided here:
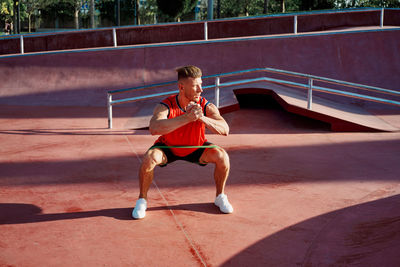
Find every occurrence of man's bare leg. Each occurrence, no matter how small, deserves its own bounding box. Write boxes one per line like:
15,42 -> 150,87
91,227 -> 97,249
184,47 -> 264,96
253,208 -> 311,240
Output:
200,147 -> 233,213
132,148 -> 166,219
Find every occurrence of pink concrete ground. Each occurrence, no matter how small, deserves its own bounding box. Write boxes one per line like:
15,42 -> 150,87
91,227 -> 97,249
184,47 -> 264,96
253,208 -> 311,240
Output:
1,103 -> 400,266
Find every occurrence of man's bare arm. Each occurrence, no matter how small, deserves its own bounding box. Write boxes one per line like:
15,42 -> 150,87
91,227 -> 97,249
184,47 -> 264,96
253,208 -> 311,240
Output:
200,103 -> 229,136
149,104 -> 201,135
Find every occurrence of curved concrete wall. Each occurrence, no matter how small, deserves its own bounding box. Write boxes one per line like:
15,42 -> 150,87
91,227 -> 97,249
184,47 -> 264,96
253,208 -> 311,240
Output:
386,9 -> 400,25
23,30 -> 115,53
0,29 -> 399,107
117,23 -> 204,46
1,9 -> 399,55
298,10 -> 380,32
208,16 -> 293,38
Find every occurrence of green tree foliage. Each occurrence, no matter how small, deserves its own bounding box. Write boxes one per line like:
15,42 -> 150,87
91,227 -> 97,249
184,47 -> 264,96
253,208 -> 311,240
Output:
156,0 -> 184,17
97,0 -> 140,26
1,0 -> 28,22
217,0 -> 300,18
40,0 -> 95,29
156,0 -> 197,21
1,0 -> 29,33
139,0 -> 158,24
96,0 -> 114,25
371,0 -> 400,8
335,0 -> 400,8
1,0 -> 14,24
300,0 -> 334,11
39,0 -> 75,28
22,0 -> 41,32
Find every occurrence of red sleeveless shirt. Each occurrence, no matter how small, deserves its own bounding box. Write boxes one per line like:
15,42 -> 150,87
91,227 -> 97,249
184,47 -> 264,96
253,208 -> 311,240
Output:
155,94 -> 210,157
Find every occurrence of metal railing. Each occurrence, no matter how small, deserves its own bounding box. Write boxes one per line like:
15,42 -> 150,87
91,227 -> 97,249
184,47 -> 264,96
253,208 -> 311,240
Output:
107,67 -> 400,128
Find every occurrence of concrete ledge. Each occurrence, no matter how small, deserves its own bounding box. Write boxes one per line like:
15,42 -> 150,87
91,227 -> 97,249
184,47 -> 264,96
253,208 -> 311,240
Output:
231,82 -> 399,132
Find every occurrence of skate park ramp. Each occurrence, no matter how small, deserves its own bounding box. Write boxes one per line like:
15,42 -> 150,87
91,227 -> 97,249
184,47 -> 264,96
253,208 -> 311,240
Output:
1,10 -> 400,267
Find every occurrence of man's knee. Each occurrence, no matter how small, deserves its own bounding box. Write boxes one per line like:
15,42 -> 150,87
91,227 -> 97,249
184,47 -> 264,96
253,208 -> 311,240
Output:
141,149 -> 165,171
203,147 -> 229,167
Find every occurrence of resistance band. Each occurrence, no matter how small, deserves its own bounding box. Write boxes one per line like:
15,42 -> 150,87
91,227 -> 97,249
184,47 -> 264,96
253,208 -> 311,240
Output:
151,145 -> 218,149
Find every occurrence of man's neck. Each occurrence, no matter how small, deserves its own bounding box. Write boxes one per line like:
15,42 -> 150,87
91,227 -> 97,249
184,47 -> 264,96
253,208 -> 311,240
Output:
177,94 -> 191,110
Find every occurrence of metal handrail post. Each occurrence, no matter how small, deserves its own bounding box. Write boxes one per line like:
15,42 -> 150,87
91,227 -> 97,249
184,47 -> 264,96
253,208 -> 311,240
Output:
108,93 -> 113,128
307,78 -> 313,110
204,21 -> 208,40
380,8 -> 384,28
112,28 -> 117,47
294,16 -> 298,34
20,35 -> 24,54
215,76 -> 220,108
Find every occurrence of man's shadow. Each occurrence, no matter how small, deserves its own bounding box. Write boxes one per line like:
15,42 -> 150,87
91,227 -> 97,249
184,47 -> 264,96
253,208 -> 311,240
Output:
0,202 -> 221,225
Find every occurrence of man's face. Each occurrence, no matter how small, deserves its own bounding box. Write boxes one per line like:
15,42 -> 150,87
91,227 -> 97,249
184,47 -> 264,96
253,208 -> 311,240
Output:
179,77 -> 203,102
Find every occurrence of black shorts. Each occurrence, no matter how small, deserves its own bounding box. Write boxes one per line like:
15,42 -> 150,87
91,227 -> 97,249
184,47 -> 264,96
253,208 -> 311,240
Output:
149,142 -> 214,167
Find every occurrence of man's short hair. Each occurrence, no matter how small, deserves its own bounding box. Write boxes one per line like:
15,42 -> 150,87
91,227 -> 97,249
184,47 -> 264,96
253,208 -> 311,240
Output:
176,65 -> 202,81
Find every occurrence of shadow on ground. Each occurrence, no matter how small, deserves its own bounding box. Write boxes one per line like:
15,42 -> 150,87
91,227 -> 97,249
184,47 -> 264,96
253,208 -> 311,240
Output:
0,202 -> 220,225
222,194 -> 400,266
2,196 -> 399,266
1,137 -> 399,187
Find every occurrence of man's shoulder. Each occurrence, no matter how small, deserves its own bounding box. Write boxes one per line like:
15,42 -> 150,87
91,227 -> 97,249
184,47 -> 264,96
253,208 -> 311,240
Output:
200,96 -> 210,106
163,94 -> 177,101
160,94 -> 177,106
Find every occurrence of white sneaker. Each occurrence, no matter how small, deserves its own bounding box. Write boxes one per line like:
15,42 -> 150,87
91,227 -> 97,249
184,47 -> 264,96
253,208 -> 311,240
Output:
214,194 -> 234,214
132,198 -> 147,219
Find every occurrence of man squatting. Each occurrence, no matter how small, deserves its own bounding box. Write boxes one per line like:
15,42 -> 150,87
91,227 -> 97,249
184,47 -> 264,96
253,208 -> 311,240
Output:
132,65 -> 233,219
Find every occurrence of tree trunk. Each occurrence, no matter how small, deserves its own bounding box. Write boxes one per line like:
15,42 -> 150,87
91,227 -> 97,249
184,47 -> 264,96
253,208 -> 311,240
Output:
116,0 -> 120,26
28,14 -> 32,33
217,0 -> 220,18
12,2 -> 15,34
135,0 -> 140,25
90,0 -> 95,28
74,8 -> 79,29
17,1 -> 20,33
263,0 -> 268,14
281,0 -> 285,13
